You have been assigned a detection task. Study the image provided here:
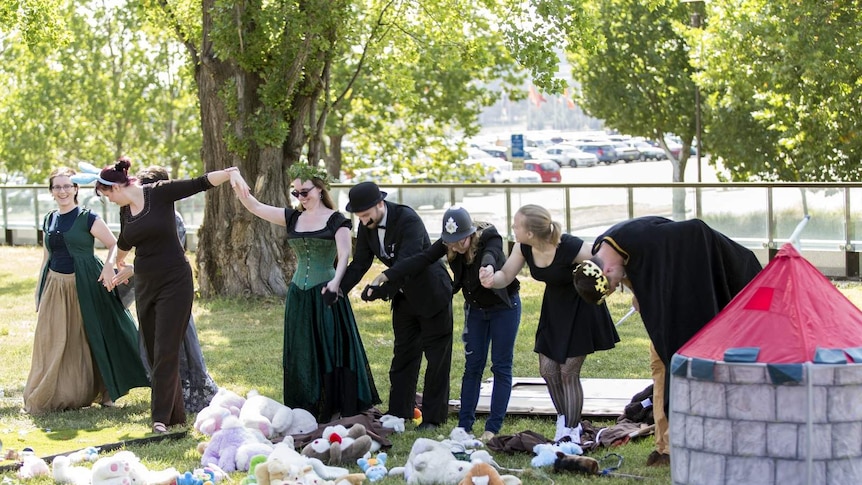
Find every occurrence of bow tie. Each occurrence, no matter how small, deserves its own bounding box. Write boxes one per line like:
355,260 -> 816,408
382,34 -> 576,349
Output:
378,225 -> 386,229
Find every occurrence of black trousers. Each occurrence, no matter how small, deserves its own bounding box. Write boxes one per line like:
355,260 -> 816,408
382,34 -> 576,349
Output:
136,263 -> 193,426
388,294 -> 453,425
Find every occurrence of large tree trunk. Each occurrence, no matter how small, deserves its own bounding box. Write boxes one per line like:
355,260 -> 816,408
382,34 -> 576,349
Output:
193,3 -> 294,298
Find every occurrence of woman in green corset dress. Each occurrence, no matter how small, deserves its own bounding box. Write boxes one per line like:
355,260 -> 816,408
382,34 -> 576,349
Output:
24,167 -> 149,414
233,164 -> 379,422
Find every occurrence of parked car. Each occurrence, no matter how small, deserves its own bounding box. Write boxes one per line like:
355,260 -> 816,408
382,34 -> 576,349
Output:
611,142 -> 641,163
523,161 -> 561,183
629,141 -> 667,161
492,169 -> 542,184
543,144 -> 598,167
575,142 -> 618,165
478,145 -> 509,161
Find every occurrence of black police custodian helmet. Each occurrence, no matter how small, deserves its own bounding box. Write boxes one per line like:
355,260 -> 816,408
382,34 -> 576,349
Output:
441,206 -> 476,243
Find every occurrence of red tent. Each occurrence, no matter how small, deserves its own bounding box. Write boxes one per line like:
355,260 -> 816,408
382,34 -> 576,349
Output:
677,243 -> 862,364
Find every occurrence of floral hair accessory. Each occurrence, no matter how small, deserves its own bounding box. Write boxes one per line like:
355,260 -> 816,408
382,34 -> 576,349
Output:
287,163 -> 336,189
576,259 -> 611,303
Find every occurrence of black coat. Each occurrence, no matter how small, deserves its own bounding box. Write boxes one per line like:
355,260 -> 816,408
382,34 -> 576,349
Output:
341,201 -> 452,317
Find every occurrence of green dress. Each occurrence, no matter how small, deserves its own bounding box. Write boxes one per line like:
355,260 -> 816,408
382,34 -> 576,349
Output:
282,209 -> 380,421
37,209 -> 150,401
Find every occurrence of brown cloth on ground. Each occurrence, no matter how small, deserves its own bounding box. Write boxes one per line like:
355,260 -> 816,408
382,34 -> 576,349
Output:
287,408 -> 394,449
486,430 -> 551,454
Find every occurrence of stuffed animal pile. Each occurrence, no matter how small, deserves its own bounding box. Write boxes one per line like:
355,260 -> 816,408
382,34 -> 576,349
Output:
252,438 -> 366,485
389,438 -> 521,485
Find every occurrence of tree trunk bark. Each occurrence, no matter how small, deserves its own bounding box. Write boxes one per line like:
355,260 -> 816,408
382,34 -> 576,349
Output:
193,34 -> 294,298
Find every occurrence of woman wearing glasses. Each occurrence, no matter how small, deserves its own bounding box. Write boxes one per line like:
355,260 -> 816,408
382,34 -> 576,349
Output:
24,167 -> 149,414
231,163 -> 379,422
97,157 -> 248,433
369,206 -> 520,442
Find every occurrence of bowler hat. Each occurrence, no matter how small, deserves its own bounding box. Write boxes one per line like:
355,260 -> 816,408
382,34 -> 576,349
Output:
441,206 -> 477,243
345,181 -> 387,212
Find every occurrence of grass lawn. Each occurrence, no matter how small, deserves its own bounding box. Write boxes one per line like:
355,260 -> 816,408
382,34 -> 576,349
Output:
2,245 -> 860,484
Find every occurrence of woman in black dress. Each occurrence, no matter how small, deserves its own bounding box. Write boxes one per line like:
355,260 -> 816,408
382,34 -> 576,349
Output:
480,204 -> 619,443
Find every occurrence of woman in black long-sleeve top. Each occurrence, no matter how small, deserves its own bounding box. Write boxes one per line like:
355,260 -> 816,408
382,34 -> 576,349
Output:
97,157 -> 248,433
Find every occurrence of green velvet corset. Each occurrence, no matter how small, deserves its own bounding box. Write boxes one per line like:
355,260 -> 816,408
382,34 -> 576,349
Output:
288,237 -> 337,289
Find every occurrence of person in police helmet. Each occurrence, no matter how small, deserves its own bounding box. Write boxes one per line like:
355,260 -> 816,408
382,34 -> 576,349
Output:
370,206 -> 520,441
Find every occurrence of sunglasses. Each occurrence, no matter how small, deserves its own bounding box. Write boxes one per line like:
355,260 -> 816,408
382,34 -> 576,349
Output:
290,187 -> 315,198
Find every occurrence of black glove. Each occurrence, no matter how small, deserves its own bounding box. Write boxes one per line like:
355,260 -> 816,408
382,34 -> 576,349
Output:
322,286 -> 340,306
361,284 -> 395,302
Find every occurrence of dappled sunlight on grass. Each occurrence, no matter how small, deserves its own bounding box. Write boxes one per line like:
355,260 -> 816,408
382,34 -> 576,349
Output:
3,245 -> 862,484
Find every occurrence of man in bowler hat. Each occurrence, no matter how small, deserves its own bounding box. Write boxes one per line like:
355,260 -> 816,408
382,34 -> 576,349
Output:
341,181 -> 454,430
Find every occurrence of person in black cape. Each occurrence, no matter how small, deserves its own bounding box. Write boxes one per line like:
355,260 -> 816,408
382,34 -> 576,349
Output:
573,216 -> 762,465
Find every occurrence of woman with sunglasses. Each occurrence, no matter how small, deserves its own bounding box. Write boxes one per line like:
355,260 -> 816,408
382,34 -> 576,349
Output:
231,163 -> 379,422
97,157 -> 248,433
24,167 -> 149,414
478,204 -> 619,444
368,206 -> 519,442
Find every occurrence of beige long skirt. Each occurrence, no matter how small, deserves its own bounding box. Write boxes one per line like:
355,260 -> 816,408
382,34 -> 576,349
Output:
23,270 -> 105,414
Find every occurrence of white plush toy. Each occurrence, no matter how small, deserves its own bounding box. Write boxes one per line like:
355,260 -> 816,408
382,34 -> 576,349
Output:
53,455 -> 94,485
443,428 -> 484,451
209,387 -> 247,416
112,451 -> 179,485
194,404 -> 234,436
17,454 -> 50,479
240,390 -> 296,438
91,453 -> 132,485
379,415 -> 405,433
388,438 -> 474,485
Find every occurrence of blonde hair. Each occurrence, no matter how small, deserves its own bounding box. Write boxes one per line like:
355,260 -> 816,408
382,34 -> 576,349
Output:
516,204 -> 562,246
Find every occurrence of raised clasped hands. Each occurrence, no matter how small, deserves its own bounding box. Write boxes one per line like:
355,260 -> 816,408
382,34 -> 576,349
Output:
227,167 -> 250,199
478,265 -> 495,288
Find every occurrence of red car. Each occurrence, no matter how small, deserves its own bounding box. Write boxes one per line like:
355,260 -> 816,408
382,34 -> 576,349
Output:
524,161 -> 561,183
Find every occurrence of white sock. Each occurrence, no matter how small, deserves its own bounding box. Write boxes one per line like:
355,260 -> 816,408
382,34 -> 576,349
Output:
553,415 -> 568,442
568,423 -> 582,444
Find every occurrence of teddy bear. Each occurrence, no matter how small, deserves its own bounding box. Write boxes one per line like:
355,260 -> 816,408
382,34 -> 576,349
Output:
552,451 -> 600,475
457,462 -> 522,485
301,424 -> 372,466
240,390 -> 318,439
201,415 -> 275,472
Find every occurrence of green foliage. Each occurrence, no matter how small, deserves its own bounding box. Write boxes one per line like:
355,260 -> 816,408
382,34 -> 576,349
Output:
701,0 -> 862,182
567,0 -> 697,180
0,0 -> 202,182
0,0 -> 70,47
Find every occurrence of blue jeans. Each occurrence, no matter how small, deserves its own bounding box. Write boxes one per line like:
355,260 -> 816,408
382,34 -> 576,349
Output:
458,294 -> 521,434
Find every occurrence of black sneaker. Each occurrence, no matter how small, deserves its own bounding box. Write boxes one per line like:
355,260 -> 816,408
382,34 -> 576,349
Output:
416,422 -> 439,431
